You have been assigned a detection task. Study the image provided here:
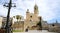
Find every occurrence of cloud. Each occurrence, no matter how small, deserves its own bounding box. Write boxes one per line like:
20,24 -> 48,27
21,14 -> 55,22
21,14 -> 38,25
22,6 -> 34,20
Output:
0,5 -> 7,16
0,0 -> 9,5
35,0 -> 60,21
0,0 -> 60,23
11,0 -> 35,18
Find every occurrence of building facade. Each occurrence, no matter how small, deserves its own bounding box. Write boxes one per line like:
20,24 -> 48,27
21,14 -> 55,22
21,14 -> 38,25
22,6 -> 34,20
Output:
12,4 -> 48,31
12,15 -> 24,31
1,17 -> 12,29
0,16 -> 3,28
48,21 -> 60,32
24,4 -> 48,31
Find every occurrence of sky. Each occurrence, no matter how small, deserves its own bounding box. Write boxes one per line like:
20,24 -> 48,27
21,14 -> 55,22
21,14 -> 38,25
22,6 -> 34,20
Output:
0,0 -> 60,23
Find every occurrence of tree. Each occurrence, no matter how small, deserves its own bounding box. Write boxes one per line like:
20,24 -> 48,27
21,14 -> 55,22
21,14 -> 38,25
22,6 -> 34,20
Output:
13,16 -> 15,18
19,16 -> 21,20
37,17 -> 42,30
16,15 -> 20,22
16,15 -> 21,28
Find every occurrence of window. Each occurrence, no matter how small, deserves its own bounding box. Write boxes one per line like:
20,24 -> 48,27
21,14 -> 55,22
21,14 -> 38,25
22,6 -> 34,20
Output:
35,7 -> 36,10
30,19 -> 32,22
30,16 -> 32,18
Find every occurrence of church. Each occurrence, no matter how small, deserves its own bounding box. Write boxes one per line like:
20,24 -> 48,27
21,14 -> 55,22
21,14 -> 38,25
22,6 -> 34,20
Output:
11,4 -> 48,32
24,4 -> 48,31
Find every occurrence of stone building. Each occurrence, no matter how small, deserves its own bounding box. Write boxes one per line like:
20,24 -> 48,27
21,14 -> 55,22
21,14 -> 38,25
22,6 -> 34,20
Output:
24,4 -> 48,31
12,21 -> 24,31
12,15 -> 24,31
12,4 -> 48,31
41,21 -> 48,30
48,20 -> 60,32
1,16 -> 12,29
0,16 -> 3,28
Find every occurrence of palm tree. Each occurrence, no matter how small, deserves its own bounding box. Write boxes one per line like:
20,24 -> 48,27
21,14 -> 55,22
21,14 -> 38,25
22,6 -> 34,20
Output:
19,16 -> 22,20
16,15 -> 20,22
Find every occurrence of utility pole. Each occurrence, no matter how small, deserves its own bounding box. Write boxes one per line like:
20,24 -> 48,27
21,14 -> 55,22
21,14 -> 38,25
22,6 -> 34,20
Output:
3,0 -> 16,33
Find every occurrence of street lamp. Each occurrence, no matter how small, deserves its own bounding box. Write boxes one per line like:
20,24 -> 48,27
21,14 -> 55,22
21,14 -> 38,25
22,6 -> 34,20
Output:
3,0 -> 16,33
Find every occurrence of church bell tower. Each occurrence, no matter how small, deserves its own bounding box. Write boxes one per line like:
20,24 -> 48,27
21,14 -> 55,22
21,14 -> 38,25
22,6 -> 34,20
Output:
34,4 -> 38,15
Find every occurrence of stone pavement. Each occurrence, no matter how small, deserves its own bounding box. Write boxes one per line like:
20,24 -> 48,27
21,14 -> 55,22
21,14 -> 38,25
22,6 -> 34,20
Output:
13,30 -> 57,33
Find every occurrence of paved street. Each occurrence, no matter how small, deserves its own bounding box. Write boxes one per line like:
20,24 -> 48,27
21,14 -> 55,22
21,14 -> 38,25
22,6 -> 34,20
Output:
13,30 -> 57,33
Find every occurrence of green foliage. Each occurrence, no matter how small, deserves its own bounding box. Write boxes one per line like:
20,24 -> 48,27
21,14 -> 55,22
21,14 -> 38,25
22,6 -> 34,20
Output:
16,15 -> 20,20
37,21 -> 42,28
13,30 -> 24,32
37,21 -> 41,26
16,15 -> 22,20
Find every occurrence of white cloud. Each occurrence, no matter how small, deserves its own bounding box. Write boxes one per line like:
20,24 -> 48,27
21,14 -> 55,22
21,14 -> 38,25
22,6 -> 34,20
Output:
0,5 -> 7,16
0,0 -> 60,22
35,0 -> 59,21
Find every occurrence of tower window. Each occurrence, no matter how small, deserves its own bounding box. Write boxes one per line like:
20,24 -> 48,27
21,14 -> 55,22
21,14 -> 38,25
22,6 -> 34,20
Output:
35,8 -> 36,10
30,16 -> 32,18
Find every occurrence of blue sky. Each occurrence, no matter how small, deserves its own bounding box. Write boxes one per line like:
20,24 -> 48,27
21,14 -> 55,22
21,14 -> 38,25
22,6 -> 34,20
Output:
0,0 -> 60,23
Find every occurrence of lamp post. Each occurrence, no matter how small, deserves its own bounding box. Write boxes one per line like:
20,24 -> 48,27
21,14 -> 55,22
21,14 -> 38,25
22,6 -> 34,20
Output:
3,0 -> 16,33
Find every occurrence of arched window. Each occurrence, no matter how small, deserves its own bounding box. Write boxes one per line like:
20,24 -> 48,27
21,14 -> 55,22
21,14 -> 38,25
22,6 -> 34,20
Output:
30,16 -> 32,18
35,7 -> 36,10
